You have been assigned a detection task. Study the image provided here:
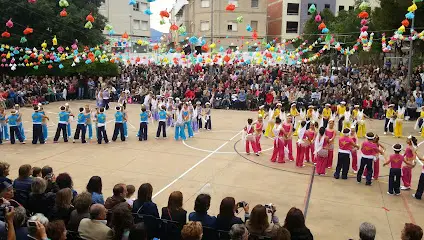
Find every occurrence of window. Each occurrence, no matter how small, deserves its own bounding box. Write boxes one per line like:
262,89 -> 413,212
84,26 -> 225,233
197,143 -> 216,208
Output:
338,5 -> 344,11
324,4 -> 330,9
349,5 -> 354,10
201,0 -> 209,7
229,0 -> 238,7
251,0 -> 258,8
133,1 -> 140,11
287,3 -> 299,15
140,2 -> 148,11
227,21 -> 238,31
141,20 -> 148,31
307,3 -> 315,15
250,20 -> 258,31
133,19 -> 141,30
200,21 -> 210,31
286,21 -> 298,33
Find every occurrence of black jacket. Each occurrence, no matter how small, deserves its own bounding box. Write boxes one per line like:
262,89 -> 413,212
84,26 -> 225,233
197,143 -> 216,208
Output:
289,227 -> 314,240
27,192 -> 56,218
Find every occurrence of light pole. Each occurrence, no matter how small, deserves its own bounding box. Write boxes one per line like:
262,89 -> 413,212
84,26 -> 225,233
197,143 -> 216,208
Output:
211,0 -> 214,43
407,16 -> 415,83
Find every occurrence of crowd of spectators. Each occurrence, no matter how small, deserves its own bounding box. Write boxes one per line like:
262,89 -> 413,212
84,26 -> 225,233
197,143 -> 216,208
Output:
0,161 -> 423,240
1,63 -> 424,119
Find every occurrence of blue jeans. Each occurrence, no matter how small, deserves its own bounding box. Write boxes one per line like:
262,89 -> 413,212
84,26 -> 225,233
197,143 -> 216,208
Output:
78,87 -> 84,99
174,125 -> 186,140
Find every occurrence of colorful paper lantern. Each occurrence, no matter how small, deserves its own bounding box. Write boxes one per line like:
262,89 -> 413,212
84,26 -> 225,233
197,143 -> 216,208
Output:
52,36 -> 58,46
60,8 -> 67,17
23,27 -> 34,35
226,3 -> 236,11
84,21 -> 93,29
170,24 -> 178,31
308,4 -> 316,14
314,14 -> 321,22
6,19 -> 13,28
236,16 -> 243,23
144,8 -> 153,15
160,10 -> 170,18
1,31 -> 10,38
86,12 -> 95,23
402,19 -> 410,27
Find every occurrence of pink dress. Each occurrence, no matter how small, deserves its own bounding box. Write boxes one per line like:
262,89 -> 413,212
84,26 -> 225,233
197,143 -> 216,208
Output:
325,129 -> 336,168
402,146 -> 415,188
282,123 -> 294,161
305,130 -> 316,163
315,136 -> 329,175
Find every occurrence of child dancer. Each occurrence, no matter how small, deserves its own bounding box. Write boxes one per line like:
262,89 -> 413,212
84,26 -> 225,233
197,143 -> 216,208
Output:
195,101 -> 203,130
191,102 -> 199,132
337,101 -> 347,132
14,104 -> 26,141
166,97 -> 174,127
350,126 -> 359,173
96,107 -> 108,144
151,96 -> 159,121
73,107 -> 87,144
156,105 -> 168,139
283,115 -> 294,162
384,104 -> 395,135
112,106 -> 126,142
294,109 -> 306,137
270,117 -> 284,163
175,104 -> 186,141
0,108 -> 9,141
39,104 -> 49,141
139,105 -> 150,141
290,103 -> 299,132
258,105 -> 267,121
322,103 -> 332,129
244,118 -> 258,156
401,136 -> 418,190
54,106 -> 73,143
394,106 -> 405,138
204,102 -> 212,130
325,119 -> 336,169
7,110 -> 25,144
32,106 -> 48,144
121,105 -> 128,138
84,105 -> 94,140
415,106 -> 424,133
334,128 -> 359,179
305,121 -> 317,163
255,115 -> 264,153
65,103 -> 72,138
363,134 -> 385,180
183,103 -> 194,138
314,127 -> 328,175
356,108 -> 367,138
341,111 -> 352,135
296,121 -> 308,167
356,132 -> 384,186
383,144 -> 405,195
412,153 -> 424,200
264,105 -> 275,137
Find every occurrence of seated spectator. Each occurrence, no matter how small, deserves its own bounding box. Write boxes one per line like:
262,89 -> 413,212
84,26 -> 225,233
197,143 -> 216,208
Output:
181,221 -> 203,240
111,202 -> 134,240
56,173 -> 78,199
188,194 -> 216,228
28,213 -> 50,239
68,192 -> 92,232
132,183 -> 159,217
128,223 -> 147,240
12,164 -> 33,207
46,220 -> 67,240
86,176 -> 104,204
32,167 -> 42,178
229,224 -> 249,240
246,204 -> 279,238
216,197 -> 249,231
41,165 -> 59,193
27,177 -> 55,217
273,226 -> 291,240
125,185 -> 135,207
358,222 -> 376,240
78,204 -> 113,240
161,191 -> 187,225
51,188 -> 75,225
0,181 -> 21,207
283,207 -> 313,240
401,223 -> 423,240
105,183 -> 127,210
0,162 -> 12,184
13,206 -> 28,240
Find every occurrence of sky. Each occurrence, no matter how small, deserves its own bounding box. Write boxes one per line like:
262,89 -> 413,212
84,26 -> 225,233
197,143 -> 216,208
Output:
150,0 -> 175,33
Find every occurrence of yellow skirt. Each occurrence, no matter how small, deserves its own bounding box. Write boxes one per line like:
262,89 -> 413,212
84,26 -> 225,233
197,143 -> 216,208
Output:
264,122 -> 275,137
340,122 -> 351,136
394,121 -> 403,138
293,123 -> 301,136
421,125 -> 424,137
357,123 -> 366,138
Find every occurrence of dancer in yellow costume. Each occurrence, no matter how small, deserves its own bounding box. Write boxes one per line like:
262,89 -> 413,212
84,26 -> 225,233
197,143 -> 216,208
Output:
265,104 -> 281,137
336,101 -> 346,132
384,104 -> 395,135
394,106 -> 405,138
342,111 -> 352,134
258,105 -> 267,120
322,103 -> 332,128
414,106 -> 424,135
290,103 -> 300,136
356,108 -> 367,138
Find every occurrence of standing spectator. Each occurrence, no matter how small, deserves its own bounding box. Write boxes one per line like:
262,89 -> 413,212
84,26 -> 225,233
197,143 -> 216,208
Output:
401,223 -> 423,240
103,88 -> 110,110
188,194 -> 216,228
12,164 -> 33,207
86,176 -> 104,204
283,207 -> 313,240
78,204 -> 113,240
68,192 -> 92,232
161,191 -> 187,225
88,78 -> 96,100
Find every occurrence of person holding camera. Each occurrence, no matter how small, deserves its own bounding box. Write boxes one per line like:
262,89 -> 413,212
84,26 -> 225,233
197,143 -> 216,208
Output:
216,197 -> 250,231
246,204 -> 279,238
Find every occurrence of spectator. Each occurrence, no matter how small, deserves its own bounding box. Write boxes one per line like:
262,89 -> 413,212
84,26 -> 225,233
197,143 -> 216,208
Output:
51,188 -> 75,225
32,167 -> 42,178
125,184 -> 135,207
105,183 -> 127,210
27,177 -> 55,217
13,206 -> 28,240
111,202 -> 134,240
283,207 -> 313,240
132,183 -> 159,217
46,220 -> 67,240
41,165 -> 59,193
12,164 -> 33,207
181,221 -> 203,240
0,162 -> 12,184
55,173 -> 78,199
28,213 -> 49,239
128,223 -> 147,240
401,223 -> 423,240
68,192 -> 92,232
188,194 -> 216,228
86,176 -> 104,204
216,197 -> 249,231
229,224 -> 249,240
78,204 -> 113,240
273,226 -> 291,240
161,191 -> 187,225
246,204 -> 279,238
358,222 -> 376,240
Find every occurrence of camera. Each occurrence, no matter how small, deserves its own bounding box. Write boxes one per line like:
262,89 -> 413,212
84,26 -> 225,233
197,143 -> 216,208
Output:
45,173 -> 53,181
237,201 -> 247,208
0,206 -> 12,221
265,203 -> 275,214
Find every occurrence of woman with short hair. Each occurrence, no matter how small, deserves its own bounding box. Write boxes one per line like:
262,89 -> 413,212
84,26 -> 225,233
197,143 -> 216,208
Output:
68,192 -> 92,231
188,194 -> 216,228
86,176 -> 104,204
27,177 -> 56,217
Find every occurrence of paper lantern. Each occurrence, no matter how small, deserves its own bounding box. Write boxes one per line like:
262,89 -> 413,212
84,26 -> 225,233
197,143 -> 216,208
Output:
405,12 -> 414,19
246,24 -> 252,32
401,19 -> 409,27
48,64 -> 53,69
160,19 -> 165,25
252,30 -> 258,40
170,24 -> 178,31
129,0 -> 136,5
360,19 -> 368,26
84,21 -> 93,29
86,12 -> 95,23
122,32 -> 129,39
59,0 -> 69,7
236,16 -> 243,23
23,27 -> 33,35
60,8 -> 67,17
359,1 -> 369,10
314,14 -> 321,22
41,41 -> 47,49
318,22 -> 326,30
160,10 -> 170,18
189,36 -> 198,44
6,19 -> 13,28
20,37 -> 27,43
308,4 -> 316,14
408,3 -> 417,12
144,8 -> 153,15
52,36 -> 58,46
201,45 -> 209,52
28,0 -> 36,3
209,43 -> 216,49
226,3 -> 236,11
104,24 -> 113,31
321,28 -> 329,34
358,11 -> 369,19
153,44 -> 159,50
398,25 -> 405,33
1,31 -> 10,38
223,55 -> 230,62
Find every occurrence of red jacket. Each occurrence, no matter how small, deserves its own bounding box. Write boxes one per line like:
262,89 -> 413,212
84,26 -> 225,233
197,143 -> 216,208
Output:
266,93 -> 274,104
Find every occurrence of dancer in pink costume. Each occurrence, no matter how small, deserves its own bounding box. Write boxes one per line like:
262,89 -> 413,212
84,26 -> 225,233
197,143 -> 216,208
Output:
244,118 -> 258,156
315,127 -> 329,175
282,115 -> 294,162
325,119 -> 336,168
271,117 -> 284,163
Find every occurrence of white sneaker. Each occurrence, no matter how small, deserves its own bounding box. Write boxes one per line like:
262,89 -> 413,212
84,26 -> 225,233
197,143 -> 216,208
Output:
395,193 -> 401,196
384,132 -> 387,135
401,186 -> 410,190
387,192 -> 394,196
362,175 -> 366,179
372,177 -> 375,180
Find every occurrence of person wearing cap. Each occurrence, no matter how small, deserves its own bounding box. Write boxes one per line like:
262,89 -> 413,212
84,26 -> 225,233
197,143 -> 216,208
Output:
195,101 -> 203,131
139,105 -> 150,141
350,126 -> 359,173
73,107 -> 88,144
401,136 -> 419,190
14,104 -> 26,141
204,102 -> 212,130
383,144 -> 408,195
356,132 -> 384,186
0,107 -> 9,141
322,104 -> 332,129
84,105 -> 94,140
6,110 -> 25,144
53,106 -> 73,143
182,103 -> 194,138
38,104 -> 49,142
244,118 -> 259,156
334,128 -> 359,179
325,120 -> 336,169
32,106 -> 48,144
112,106 -> 126,142
255,114 -> 264,153
363,134 -> 385,180
96,107 -> 109,144
156,105 -> 168,139
336,101 -> 347,132
384,104 -> 395,135
282,115 -> 294,162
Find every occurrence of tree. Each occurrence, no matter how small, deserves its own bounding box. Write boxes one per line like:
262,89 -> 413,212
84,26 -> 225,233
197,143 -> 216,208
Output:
0,0 -> 107,47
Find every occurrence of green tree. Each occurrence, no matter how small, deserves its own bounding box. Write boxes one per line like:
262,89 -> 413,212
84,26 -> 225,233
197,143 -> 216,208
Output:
302,9 -> 335,43
0,0 -> 107,47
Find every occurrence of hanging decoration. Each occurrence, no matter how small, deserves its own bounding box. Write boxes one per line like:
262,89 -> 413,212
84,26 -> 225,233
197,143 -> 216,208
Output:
1,31 -> 10,38
308,4 -> 316,14
6,19 -> 13,28
144,8 -> 153,15
159,10 -> 170,18
236,16 -> 243,23
52,36 -> 58,46
23,26 -> 34,35
58,0 -> 69,7
60,8 -> 67,17
226,3 -> 236,11
86,13 -> 95,22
